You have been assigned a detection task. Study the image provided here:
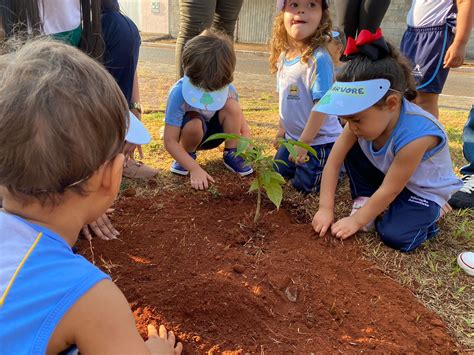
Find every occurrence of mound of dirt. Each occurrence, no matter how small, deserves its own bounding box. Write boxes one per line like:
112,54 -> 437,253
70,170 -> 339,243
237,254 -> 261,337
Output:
79,175 -> 457,353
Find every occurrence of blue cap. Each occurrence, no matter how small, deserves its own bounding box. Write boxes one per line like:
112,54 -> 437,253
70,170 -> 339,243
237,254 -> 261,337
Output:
125,111 -> 151,145
312,79 -> 391,116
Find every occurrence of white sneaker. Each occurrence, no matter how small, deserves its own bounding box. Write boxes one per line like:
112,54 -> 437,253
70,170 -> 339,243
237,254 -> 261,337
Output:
457,252 -> 474,276
350,196 -> 375,232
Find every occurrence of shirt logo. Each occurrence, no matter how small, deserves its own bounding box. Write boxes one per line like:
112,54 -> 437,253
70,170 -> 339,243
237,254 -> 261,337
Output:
287,84 -> 300,100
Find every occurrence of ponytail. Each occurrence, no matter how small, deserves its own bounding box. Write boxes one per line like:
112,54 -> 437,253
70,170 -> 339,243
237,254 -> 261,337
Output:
338,30 -> 417,102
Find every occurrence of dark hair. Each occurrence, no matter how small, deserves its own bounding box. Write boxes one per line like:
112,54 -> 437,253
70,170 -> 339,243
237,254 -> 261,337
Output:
0,39 -> 127,204
182,29 -> 236,91
337,41 -> 417,102
0,0 -> 104,60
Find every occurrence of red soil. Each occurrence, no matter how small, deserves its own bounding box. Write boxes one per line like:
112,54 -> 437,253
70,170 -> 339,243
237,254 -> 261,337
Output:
79,174 -> 457,353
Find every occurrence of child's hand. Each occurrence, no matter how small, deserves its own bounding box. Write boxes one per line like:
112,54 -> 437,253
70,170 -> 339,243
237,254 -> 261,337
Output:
331,216 -> 361,240
289,146 -> 309,165
443,42 -> 466,68
272,136 -> 281,149
190,167 -> 215,190
81,208 -> 119,241
273,134 -> 285,149
146,324 -> 183,355
312,208 -> 334,237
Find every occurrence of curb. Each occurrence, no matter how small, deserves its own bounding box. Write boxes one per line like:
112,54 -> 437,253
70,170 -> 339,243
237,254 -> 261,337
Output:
142,41 -> 474,68
142,41 -> 270,57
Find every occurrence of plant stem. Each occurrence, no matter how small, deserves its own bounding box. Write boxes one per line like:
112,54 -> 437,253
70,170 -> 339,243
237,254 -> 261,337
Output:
254,186 -> 261,224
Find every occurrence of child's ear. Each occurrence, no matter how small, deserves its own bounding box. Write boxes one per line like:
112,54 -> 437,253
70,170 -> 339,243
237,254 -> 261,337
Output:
385,94 -> 401,111
102,153 -> 125,195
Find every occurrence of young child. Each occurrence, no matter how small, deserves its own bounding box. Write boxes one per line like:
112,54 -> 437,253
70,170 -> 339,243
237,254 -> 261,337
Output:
0,40 -> 181,354
312,29 -> 462,252
327,29 -> 347,77
164,29 -> 252,191
400,0 -> 473,119
270,0 -> 342,193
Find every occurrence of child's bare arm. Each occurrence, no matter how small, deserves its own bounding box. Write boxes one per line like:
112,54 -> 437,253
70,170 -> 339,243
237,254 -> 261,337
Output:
444,0 -> 474,68
312,125 -> 357,236
273,119 -> 286,149
49,279 -> 181,354
332,136 -> 439,239
163,124 -> 214,190
294,111 -> 327,163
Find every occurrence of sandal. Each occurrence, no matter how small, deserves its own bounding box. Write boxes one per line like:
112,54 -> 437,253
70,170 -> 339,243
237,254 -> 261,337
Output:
122,159 -> 159,179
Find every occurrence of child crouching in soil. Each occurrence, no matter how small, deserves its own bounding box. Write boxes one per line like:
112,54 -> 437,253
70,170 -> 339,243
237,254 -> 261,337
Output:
164,29 -> 253,191
312,30 -> 462,252
0,40 -> 182,354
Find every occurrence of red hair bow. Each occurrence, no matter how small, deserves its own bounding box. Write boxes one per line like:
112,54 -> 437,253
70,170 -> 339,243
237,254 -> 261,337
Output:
342,28 -> 389,61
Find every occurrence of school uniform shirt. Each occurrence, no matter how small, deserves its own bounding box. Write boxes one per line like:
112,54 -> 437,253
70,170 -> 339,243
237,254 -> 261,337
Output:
165,78 -> 239,127
406,0 -> 456,27
277,47 -> 342,146
358,99 -> 462,207
0,211 -> 110,354
39,0 -> 82,46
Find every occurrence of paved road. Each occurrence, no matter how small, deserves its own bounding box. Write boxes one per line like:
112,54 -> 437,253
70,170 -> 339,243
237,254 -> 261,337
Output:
140,44 -> 474,111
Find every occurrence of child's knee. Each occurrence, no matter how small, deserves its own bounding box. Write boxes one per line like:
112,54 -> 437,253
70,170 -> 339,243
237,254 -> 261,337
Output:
182,118 -> 204,136
292,171 -> 321,194
377,221 -> 425,252
219,99 -> 242,123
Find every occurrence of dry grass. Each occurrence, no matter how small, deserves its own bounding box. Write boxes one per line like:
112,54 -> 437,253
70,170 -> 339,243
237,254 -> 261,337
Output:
131,70 -> 473,349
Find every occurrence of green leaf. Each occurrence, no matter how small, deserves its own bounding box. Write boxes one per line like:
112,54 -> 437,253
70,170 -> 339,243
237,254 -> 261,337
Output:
273,159 -> 288,170
268,171 -> 286,183
285,139 -> 318,158
263,181 -> 283,209
248,178 -> 260,192
203,133 -> 243,144
283,143 -> 298,159
262,170 -> 271,185
236,138 -> 250,156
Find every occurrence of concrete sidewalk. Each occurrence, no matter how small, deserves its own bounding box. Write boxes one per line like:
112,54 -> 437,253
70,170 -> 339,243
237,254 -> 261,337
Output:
137,40 -> 474,113
141,34 -> 474,65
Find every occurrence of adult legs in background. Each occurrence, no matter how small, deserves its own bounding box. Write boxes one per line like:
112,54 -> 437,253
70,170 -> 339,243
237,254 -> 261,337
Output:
359,0 -> 391,33
175,0 -> 216,78
335,0 -> 362,38
176,0 -> 243,78
213,0 -> 244,36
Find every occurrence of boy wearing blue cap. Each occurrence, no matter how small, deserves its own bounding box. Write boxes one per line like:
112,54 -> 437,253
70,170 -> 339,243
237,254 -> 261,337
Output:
164,29 -> 253,191
312,30 -> 461,252
0,40 -> 181,354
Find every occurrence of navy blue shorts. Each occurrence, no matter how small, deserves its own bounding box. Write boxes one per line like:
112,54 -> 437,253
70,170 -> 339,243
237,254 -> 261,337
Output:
274,141 -> 334,194
345,143 -> 441,252
101,11 -> 140,105
181,111 -> 225,150
400,24 -> 454,94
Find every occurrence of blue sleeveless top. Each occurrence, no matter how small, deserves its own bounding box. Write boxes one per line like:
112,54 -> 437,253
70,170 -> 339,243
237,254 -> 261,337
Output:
358,99 -> 462,207
0,212 -> 110,354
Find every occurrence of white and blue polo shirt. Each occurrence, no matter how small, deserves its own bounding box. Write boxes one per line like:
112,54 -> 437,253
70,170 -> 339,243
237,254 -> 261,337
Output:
277,47 -> 342,146
0,211 -> 109,354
